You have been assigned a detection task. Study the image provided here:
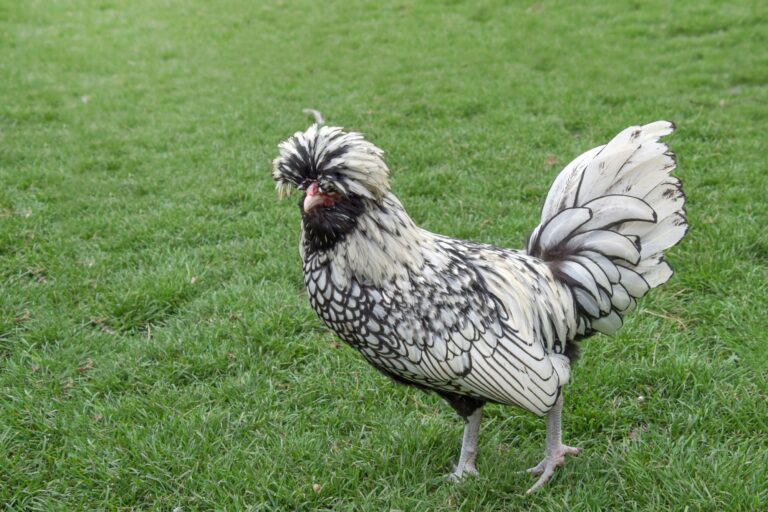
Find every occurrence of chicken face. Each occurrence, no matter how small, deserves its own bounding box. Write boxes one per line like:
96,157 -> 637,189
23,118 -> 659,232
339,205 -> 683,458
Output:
301,181 -> 339,213
298,180 -> 366,250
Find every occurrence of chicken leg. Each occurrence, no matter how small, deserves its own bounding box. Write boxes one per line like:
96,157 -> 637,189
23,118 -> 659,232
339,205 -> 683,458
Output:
449,407 -> 483,480
526,393 -> 581,493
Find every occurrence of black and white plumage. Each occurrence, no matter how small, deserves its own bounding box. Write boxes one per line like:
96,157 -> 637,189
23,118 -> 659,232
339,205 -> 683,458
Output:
272,121 -> 687,492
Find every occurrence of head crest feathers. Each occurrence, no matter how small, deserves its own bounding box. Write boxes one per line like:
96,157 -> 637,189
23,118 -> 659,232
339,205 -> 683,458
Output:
272,124 -> 390,200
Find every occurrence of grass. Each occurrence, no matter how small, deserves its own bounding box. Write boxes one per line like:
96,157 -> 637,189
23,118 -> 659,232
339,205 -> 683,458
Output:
1,0 -> 767,509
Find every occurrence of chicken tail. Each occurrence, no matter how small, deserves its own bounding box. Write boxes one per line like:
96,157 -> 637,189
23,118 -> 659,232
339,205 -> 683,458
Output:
527,121 -> 687,336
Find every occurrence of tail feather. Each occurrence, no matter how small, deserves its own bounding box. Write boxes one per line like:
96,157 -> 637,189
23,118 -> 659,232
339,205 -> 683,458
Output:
528,121 -> 687,336
575,195 -> 656,233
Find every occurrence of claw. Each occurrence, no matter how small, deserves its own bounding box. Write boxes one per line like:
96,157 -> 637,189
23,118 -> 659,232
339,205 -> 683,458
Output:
525,445 -> 581,493
527,459 -> 546,476
448,463 -> 479,482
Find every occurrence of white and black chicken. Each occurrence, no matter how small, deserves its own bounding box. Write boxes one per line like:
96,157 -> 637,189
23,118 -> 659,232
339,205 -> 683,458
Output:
272,120 -> 687,492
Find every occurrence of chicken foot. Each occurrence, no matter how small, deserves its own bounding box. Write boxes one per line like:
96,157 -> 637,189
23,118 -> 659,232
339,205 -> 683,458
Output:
526,393 -> 581,493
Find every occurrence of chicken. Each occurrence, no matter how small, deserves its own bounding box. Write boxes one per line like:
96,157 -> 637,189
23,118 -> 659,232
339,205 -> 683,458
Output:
271,120 -> 687,492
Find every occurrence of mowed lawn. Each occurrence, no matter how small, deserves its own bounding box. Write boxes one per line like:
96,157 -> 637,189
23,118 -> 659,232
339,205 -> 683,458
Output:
1,0 -> 766,510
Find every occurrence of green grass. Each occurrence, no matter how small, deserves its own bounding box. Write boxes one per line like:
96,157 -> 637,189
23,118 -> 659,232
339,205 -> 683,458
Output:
1,0 -> 767,509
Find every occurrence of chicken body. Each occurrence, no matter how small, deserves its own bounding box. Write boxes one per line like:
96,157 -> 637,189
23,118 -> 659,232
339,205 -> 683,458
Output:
302,196 -> 575,416
272,121 -> 687,492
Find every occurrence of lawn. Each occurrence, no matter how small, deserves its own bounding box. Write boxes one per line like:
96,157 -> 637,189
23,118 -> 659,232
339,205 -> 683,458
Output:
1,0 -> 766,510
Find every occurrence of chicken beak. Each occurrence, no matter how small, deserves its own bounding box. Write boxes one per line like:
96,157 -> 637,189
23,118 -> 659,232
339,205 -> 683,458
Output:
303,193 -> 325,213
303,182 -> 324,212
303,182 -> 339,212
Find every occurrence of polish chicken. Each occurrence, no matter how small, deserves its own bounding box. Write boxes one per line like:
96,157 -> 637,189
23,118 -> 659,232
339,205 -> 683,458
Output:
271,120 -> 687,492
